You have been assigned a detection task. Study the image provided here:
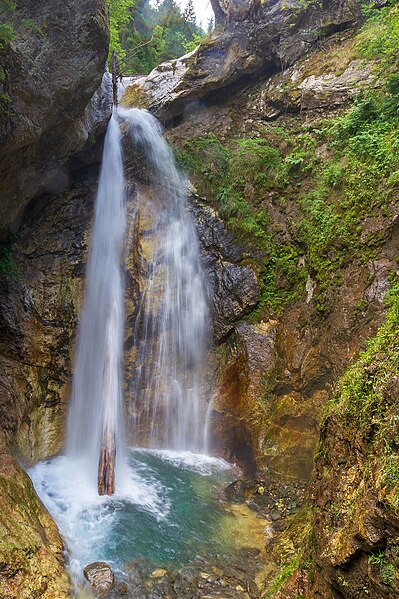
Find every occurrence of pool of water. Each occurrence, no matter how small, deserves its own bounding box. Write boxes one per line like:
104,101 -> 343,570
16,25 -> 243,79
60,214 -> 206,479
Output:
29,449 -> 237,589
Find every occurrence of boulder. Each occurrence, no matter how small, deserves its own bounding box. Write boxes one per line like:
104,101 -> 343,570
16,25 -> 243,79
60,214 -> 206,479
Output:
0,436 -> 70,598
83,561 -> 115,594
224,478 -> 266,503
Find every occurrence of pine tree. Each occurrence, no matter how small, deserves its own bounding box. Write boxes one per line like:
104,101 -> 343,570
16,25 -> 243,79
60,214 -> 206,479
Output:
183,0 -> 196,26
206,16 -> 214,34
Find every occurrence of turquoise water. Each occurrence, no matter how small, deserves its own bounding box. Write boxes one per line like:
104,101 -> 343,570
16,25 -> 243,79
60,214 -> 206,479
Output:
29,449 -> 235,585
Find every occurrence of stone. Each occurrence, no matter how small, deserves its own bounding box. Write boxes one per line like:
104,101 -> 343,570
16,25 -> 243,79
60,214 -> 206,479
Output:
0,437 -> 70,598
150,568 -> 168,578
191,195 -> 260,341
209,321 -> 278,472
83,562 -> 114,593
224,479 -> 267,503
0,0 -> 110,234
270,509 -> 282,522
122,0 -> 362,122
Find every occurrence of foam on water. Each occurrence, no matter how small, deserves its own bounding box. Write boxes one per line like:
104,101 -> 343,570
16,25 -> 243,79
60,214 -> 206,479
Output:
135,448 -> 232,475
29,454 -> 168,581
28,450 -> 233,587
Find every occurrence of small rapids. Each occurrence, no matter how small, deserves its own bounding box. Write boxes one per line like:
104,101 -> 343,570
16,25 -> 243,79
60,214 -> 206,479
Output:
29,451 -> 233,590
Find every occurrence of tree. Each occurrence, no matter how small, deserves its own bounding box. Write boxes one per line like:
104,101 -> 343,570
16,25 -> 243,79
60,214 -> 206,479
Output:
184,0 -> 197,26
116,0 -> 205,75
108,0 -> 136,59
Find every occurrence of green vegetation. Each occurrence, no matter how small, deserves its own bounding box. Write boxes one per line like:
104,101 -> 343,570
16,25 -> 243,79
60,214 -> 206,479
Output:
0,0 -> 16,111
108,0 -> 137,59
369,552 -> 397,586
0,0 -> 15,47
265,554 -> 301,597
175,2 -> 399,317
320,280 -> 399,510
176,132 -> 308,314
0,237 -> 18,280
108,0 -> 211,74
306,275 -> 399,593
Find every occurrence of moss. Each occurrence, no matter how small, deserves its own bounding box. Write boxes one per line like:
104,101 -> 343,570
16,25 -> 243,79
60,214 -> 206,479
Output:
120,85 -> 150,109
265,554 -> 301,597
368,551 -> 397,586
0,236 -> 18,280
0,454 -> 70,597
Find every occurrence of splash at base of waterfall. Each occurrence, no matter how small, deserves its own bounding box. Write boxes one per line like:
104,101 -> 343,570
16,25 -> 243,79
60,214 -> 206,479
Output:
29,450 -> 233,591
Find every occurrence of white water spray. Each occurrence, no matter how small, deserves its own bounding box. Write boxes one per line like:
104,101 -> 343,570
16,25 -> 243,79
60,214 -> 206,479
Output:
120,108 -> 210,452
66,111 -> 125,490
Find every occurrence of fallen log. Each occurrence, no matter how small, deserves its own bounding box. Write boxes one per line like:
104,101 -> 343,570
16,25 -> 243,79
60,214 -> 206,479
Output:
98,426 -> 116,496
98,310 -> 117,496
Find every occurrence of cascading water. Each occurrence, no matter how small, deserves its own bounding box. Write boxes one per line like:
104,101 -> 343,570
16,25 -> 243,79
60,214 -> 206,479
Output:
120,108 -> 210,452
66,111 -> 125,494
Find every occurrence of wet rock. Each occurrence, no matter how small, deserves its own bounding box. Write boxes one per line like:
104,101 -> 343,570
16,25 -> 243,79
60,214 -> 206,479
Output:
123,557 -> 152,589
224,479 -> 266,503
115,582 -> 128,593
0,172 -> 97,462
0,437 -> 70,598
141,550 -> 265,599
191,195 -> 260,342
212,261 -> 260,341
150,568 -> 168,579
0,0 -> 110,233
192,197 -> 244,264
209,321 -> 278,472
83,562 -> 115,593
270,509 -> 282,522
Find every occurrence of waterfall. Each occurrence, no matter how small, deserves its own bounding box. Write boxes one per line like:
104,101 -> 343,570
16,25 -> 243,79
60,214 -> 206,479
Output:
66,106 -> 210,497
120,108 -> 210,453
66,111 -> 126,492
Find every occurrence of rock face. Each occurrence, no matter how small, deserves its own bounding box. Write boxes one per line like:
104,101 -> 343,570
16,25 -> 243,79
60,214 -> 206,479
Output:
192,196 -> 260,341
124,0 -> 362,121
164,29 -> 377,146
0,0 -> 110,234
210,320 -> 277,473
0,0 -> 111,591
0,172 -> 98,463
0,436 -> 70,597
305,293 -> 399,598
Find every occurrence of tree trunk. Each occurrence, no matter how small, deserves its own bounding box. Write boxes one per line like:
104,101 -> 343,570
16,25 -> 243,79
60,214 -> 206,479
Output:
112,50 -> 118,107
210,0 -> 228,25
98,427 -> 116,496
